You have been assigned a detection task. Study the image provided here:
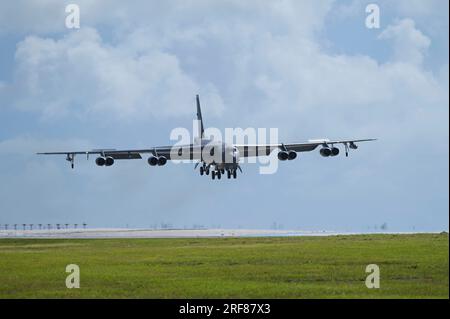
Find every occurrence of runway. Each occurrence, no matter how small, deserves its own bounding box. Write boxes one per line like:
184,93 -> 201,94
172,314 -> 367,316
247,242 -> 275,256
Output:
0,228 -> 423,239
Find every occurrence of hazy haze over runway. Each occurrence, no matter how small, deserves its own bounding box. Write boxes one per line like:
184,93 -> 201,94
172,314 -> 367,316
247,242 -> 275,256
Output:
0,228 -> 438,239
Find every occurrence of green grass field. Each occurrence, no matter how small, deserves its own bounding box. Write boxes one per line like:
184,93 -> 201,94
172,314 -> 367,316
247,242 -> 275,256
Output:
0,233 -> 448,298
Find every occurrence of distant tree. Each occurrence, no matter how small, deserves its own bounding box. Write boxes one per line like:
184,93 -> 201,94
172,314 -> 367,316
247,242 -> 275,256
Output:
22,224 -> 26,230
29,224 -> 33,230
38,224 -> 42,230
14,224 -> 17,230
48,224 -> 52,230
380,222 -> 388,231
65,223 -> 69,229
74,224 -> 78,229
56,224 -> 60,230
82,223 -> 87,229
4,224 -> 8,230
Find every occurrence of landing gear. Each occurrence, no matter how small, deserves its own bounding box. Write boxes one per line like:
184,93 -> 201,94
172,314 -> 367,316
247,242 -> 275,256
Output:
204,164 -> 239,180
66,153 -> 75,169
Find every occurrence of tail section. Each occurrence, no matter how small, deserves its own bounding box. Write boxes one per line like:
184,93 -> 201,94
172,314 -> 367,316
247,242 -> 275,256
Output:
196,94 -> 205,139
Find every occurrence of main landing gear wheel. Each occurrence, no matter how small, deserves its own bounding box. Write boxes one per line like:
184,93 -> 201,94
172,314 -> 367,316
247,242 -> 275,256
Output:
227,170 -> 231,179
211,171 -> 216,180
200,166 -> 204,176
233,170 -> 237,179
217,171 -> 222,179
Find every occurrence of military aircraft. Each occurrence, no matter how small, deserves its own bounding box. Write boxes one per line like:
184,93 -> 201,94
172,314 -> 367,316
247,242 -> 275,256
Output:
37,95 -> 376,180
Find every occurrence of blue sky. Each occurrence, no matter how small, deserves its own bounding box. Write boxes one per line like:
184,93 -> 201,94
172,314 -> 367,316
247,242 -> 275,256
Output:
0,0 -> 448,231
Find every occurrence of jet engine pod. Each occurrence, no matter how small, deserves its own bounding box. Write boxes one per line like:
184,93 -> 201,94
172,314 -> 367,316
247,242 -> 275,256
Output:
288,151 -> 297,160
147,156 -> 158,166
277,151 -> 289,161
320,147 -> 332,157
105,156 -> 115,166
157,156 -> 167,166
95,157 -> 106,166
330,147 -> 339,156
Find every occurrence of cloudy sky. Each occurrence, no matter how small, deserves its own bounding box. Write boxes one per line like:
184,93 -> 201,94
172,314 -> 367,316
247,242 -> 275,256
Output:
0,0 -> 448,231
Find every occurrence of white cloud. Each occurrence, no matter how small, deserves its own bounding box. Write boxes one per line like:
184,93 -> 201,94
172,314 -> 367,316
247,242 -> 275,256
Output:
3,1 -> 336,122
2,3 -> 446,141
10,27 -> 224,120
3,4 -> 446,143
379,19 -> 431,66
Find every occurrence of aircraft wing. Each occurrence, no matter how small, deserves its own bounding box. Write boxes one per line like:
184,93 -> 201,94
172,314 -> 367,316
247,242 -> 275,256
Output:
38,146 -> 172,159
235,138 -> 376,157
37,144 -> 200,166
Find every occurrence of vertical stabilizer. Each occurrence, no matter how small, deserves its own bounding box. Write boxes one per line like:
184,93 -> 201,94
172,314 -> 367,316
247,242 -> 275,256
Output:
196,94 -> 205,139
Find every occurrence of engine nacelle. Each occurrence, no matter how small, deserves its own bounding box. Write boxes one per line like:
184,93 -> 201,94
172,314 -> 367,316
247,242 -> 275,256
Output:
105,156 -> 114,166
330,147 -> 339,156
278,151 -> 289,161
157,156 -> 167,166
288,151 -> 297,160
320,147 -> 332,157
148,156 -> 158,166
95,157 -> 106,166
